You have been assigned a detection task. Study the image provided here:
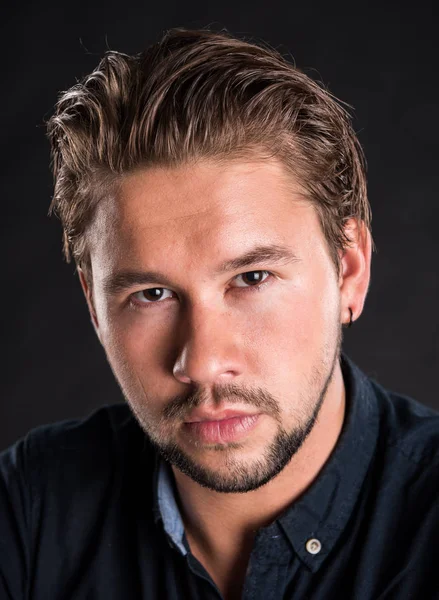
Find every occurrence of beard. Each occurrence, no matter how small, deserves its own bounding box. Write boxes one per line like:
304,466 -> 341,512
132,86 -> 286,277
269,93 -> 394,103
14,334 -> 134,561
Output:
125,325 -> 342,494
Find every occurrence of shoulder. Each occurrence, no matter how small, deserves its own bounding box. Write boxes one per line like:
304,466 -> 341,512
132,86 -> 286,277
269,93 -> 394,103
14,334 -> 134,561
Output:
361,375 -> 439,535
369,377 -> 439,468
0,405 -> 157,596
358,380 -> 439,594
25,401 -> 136,449
0,403 -> 155,494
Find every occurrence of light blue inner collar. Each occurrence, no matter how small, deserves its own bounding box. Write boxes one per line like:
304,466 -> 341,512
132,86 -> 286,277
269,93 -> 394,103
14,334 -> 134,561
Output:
157,458 -> 187,555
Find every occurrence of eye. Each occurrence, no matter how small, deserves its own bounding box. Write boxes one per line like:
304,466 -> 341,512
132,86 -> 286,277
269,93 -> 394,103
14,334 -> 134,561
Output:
232,270 -> 271,288
131,287 -> 175,304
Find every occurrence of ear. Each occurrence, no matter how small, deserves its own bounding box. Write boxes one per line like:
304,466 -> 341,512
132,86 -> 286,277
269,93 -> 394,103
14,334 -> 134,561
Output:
78,267 -> 102,343
338,219 -> 372,325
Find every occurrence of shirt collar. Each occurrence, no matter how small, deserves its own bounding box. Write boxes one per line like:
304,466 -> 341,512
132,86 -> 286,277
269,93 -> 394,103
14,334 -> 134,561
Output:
277,353 -> 380,571
153,352 -> 380,568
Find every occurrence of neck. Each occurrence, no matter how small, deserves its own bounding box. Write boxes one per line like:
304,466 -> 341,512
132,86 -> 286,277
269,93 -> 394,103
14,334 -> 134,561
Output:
172,361 -> 346,563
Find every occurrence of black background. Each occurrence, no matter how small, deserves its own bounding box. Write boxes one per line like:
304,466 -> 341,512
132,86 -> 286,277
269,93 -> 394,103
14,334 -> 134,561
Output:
2,1 -> 438,451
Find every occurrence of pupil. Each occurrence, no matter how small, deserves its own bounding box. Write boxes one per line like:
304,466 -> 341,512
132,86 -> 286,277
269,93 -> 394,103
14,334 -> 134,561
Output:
144,288 -> 163,300
245,271 -> 262,284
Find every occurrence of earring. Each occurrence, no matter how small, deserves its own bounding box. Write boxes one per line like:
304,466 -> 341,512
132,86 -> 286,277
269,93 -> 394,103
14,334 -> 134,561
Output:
347,307 -> 353,328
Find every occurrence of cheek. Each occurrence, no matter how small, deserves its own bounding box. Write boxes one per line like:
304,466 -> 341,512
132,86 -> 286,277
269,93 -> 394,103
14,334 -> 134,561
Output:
242,274 -> 338,374
99,320 -> 173,426
244,299 -> 313,379
101,308 -> 178,387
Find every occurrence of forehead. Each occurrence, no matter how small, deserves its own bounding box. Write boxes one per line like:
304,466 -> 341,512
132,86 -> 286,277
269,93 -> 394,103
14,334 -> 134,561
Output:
88,157 -> 321,276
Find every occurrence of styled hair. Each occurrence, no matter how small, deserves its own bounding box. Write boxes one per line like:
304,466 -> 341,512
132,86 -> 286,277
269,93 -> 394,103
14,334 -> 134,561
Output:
47,27 -> 373,284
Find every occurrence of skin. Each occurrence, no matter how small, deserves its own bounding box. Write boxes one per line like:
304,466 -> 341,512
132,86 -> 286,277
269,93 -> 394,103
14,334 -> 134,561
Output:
79,156 -> 371,599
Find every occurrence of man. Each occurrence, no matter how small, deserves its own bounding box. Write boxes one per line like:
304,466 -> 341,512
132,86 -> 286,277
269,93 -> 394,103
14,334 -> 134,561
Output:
1,27 -> 437,600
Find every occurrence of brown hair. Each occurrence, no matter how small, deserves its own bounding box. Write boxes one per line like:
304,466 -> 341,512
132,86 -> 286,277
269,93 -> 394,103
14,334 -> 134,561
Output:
47,27 -> 373,284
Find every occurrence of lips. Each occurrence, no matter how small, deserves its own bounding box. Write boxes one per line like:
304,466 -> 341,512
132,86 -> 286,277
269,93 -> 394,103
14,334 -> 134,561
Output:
185,408 -> 259,423
183,409 -> 261,444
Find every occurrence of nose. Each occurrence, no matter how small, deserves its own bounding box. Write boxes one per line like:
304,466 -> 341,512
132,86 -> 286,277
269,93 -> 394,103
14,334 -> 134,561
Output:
172,304 -> 244,386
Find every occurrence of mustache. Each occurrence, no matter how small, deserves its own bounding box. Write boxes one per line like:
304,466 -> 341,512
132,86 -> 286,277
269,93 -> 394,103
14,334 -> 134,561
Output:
162,383 -> 281,421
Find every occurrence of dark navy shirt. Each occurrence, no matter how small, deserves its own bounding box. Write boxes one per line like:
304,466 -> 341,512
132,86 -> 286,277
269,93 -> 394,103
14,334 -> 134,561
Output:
1,354 -> 438,599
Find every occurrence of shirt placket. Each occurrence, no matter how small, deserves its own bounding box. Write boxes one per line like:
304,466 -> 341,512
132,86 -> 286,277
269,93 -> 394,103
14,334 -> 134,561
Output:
242,522 -> 296,600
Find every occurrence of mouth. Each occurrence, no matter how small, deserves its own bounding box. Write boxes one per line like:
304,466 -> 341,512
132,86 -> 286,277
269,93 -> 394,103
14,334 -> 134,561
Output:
183,409 -> 261,444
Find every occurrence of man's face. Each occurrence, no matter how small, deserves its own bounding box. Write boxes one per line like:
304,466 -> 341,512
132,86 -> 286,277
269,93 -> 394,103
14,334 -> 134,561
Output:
84,157 -> 344,493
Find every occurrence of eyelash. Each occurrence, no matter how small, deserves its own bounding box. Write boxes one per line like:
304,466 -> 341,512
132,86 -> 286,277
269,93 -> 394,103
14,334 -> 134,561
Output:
127,270 -> 274,311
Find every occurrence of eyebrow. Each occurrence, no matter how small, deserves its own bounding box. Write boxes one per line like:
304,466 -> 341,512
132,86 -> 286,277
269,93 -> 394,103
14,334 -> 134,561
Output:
102,244 -> 300,297
215,244 -> 300,275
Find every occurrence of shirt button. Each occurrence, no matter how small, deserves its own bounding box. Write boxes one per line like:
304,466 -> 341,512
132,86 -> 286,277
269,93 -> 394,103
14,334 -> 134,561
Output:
305,538 -> 322,555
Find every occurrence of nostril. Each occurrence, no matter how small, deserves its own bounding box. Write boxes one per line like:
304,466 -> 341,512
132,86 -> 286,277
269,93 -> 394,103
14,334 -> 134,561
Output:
173,370 -> 192,385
